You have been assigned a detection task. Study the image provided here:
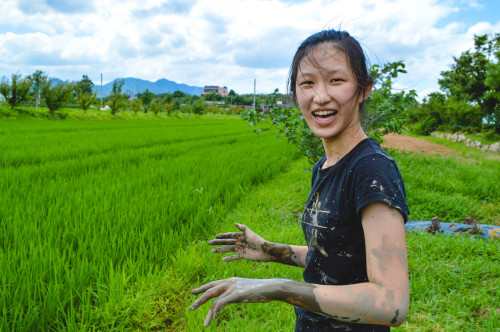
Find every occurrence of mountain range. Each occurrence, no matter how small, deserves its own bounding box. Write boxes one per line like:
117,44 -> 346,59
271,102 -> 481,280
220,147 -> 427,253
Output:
53,77 -> 205,97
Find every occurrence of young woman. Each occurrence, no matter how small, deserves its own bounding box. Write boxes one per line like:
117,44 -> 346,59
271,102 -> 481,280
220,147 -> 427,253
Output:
189,29 -> 410,331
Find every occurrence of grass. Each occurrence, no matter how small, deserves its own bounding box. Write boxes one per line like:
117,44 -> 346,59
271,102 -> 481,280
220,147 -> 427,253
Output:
0,119 -> 299,330
176,141 -> 499,331
1,118 -> 498,330
0,105 -> 238,121
394,150 -> 499,224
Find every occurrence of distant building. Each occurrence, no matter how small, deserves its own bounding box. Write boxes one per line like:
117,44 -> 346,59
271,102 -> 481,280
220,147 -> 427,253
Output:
201,86 -> 228,97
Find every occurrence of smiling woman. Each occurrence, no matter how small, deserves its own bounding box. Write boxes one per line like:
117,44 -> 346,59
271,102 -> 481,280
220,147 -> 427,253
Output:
190,29 -> 410,331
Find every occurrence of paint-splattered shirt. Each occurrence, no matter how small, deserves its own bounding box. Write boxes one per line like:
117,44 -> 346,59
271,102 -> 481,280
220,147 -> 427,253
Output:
295,138 -> 409,332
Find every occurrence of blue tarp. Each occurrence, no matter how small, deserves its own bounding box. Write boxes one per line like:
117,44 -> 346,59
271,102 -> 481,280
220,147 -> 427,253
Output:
405,220 -> 500,240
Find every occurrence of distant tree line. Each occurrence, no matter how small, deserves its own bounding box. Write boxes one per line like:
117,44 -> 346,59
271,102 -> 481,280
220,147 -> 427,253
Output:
0,71 -> 272,117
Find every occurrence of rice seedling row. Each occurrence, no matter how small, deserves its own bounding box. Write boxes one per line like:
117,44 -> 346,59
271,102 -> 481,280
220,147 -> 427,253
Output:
0,119 -> 298,330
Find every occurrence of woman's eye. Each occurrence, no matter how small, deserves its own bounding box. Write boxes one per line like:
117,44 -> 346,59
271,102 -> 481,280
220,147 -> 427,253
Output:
330,78 -> 342,83
300,81 -> 314,86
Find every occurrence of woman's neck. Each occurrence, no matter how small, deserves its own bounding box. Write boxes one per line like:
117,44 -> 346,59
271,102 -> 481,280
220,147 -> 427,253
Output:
321,125 -> 367,168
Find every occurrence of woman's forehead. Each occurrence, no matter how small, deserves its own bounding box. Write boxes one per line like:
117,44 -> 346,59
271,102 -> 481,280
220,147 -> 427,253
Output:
298,47 -> 350,75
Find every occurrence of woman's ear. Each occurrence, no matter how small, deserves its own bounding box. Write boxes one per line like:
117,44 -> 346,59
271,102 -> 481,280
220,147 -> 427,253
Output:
363,83 -> 374,101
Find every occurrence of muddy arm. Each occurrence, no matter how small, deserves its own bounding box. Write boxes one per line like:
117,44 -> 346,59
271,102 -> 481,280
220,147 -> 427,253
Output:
191,203 -> 409,327
311,202 -> 409,326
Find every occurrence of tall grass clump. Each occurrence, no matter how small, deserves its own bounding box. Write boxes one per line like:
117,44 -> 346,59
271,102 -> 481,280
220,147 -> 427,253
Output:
0,119 -> 298,330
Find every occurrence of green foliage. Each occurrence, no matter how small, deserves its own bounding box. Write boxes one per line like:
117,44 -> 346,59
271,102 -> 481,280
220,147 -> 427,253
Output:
172,90 -> 185,98
108,79 -> 127,116
243,89 -> 323,165
75,74 -> 94,96
28,70 -> 45,107
408,92 -> 447,135
76,91 -> 97,113
408,33 -> 500,135
149,98 -> 163,115
165,101 -> 174,115
191,99 -> 207,115
203,92 -> 222,101
40,78 -> 75,113
438,33 -> 500,131
130,98 -> 143,114
139,89 -> 155,112
364,61 -> 418,141
0,73 -> 33,109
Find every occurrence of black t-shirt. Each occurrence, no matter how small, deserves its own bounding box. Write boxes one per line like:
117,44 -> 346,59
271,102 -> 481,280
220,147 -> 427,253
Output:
295,138 -> 409,332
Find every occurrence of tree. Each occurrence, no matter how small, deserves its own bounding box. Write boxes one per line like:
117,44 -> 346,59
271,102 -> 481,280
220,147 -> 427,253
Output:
0,73 -> 33,109
364,61 -> 418,141
204,92 -> 222,101
243,89 -> 324,165
150,98 -> 163,115
439,33 -> 500,125
130,98 -> 143,115
164,93 -> 173,103
75,75 -> 94,96
76,91 -> 97,113
485,60 -> 500,132
108,79 -> 127,116
139,89 -> 155,113
191,99 -> 207,115
408,92 -> 447,135
41,78 -> 75,113
173,90 -> 185,98
29,70 -> 45,110
165,101 -> 174,115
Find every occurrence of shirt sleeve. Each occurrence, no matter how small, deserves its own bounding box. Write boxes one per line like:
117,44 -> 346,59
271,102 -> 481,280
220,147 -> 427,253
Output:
351,152 -> 410,223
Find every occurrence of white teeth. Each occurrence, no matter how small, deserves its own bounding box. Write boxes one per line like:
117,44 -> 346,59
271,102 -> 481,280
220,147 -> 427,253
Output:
313,110 -> 338,118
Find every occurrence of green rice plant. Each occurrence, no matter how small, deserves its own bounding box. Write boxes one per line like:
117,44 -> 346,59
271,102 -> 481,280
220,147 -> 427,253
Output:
2,122 -> 498,330
0,119 -> 298,330
389,149 -> 499,224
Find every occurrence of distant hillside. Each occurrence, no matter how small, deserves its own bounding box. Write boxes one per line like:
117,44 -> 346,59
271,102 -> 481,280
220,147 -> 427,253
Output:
48,77 -> 204,97
94,77 -> 204,97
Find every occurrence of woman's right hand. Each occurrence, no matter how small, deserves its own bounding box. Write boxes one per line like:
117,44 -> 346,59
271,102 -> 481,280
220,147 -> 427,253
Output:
208,223 -> 271,262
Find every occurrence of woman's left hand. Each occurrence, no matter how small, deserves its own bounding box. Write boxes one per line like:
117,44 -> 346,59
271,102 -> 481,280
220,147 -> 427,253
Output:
189,278 -> 280,327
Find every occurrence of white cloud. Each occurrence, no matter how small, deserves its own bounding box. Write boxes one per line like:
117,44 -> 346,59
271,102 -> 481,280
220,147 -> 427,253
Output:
0,0 -> 498,95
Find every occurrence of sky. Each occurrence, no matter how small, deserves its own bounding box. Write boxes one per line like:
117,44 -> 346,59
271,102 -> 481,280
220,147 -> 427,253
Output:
0,0 -> 499,98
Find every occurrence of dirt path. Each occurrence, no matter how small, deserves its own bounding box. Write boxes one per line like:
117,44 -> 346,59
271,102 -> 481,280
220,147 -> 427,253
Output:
381,133 -> 458,156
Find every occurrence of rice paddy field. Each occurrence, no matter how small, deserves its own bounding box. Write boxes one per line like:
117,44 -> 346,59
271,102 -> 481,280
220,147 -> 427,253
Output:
1,117 -> 499,331
0,118 -> 299,331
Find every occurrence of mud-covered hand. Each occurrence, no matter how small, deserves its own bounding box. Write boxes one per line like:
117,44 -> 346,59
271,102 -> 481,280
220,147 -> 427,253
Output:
208,223 -> 271,262
189,278 -> 282,327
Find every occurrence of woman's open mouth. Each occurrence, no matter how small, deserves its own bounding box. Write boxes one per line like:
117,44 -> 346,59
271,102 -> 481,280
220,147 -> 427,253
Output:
313,110 -> 338,121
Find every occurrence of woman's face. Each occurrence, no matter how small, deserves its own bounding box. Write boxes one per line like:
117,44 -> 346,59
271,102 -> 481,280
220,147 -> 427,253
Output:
295,44 -> 368,143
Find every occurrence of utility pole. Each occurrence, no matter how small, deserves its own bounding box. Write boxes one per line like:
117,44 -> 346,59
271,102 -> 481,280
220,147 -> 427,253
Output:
253,78 -> 256,110
100,73 -> 103,109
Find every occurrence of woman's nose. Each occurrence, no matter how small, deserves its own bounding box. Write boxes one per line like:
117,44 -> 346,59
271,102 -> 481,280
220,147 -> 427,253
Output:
312,83 -> 331,105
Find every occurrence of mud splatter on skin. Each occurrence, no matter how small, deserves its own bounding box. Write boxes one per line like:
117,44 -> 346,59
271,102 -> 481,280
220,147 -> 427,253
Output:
260,242 -> 302,266
208,225 -> 304,266
276,280 -> 323,314
391,309 -> 399,325
190,278 -> 325,326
